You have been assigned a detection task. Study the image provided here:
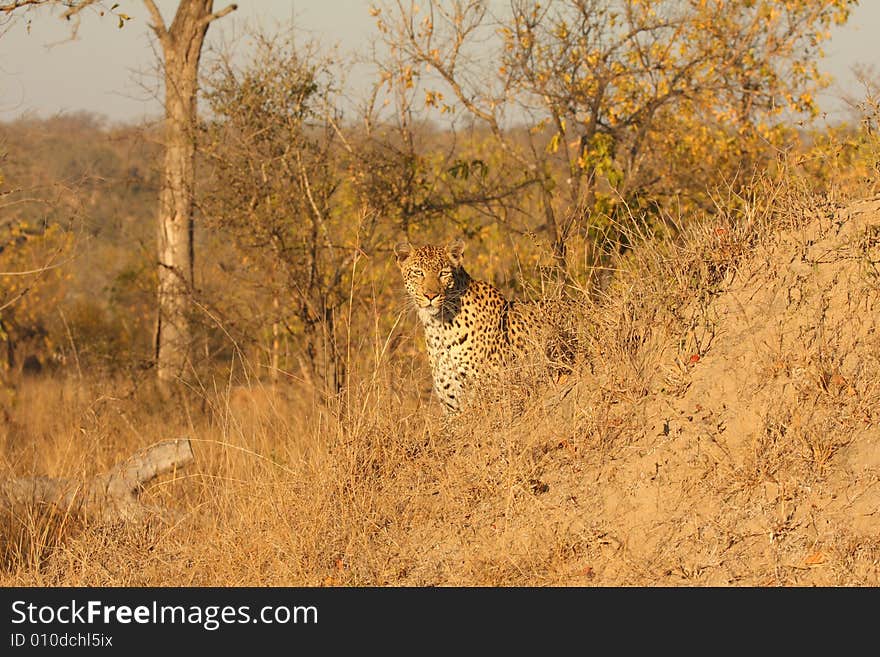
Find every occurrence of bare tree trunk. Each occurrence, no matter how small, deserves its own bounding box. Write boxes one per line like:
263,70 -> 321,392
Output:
1,439 -> 194,522
145,0 -> 236,389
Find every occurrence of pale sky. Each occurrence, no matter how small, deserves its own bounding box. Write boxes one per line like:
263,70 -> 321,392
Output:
0,0 -> 877,124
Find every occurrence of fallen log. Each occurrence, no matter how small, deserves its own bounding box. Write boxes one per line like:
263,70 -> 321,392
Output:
0,438 -> 194,521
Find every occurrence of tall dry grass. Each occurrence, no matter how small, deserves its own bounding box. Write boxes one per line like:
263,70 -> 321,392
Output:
2,162 -> 879,585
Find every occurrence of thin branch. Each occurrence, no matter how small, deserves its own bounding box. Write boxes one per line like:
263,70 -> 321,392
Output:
199,2 -> 236,27
0,0 -> 50,13
142,0 -> 170,49
0,261 -> 66,276
59,0 -> 97,19
0,0 -> 98,14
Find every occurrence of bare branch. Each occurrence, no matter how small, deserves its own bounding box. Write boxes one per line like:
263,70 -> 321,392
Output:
0,439 -> 195,522
0,0 -> 49,13
199,2 -> 236,27
0,261 -> 66,276
0,0 -> 97,17
142,0 -> 170,49
59,0 -> 97,19
1,0 -> 101,40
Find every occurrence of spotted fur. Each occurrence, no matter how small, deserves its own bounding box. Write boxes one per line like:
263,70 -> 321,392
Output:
394,238 -> 574,412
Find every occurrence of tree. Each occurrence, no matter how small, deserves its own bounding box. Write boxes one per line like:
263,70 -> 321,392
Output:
375,0 -> 855,271
200,35 -> 379,395
0,1 -> 130,37
2,0 -> 236,388
143,0 -> 235,389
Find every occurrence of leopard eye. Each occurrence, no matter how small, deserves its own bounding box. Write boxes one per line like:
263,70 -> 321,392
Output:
440,269 -> 452,279
411,269 -> 424,277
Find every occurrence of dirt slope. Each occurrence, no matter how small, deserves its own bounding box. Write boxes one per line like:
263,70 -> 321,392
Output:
547,196 -> 880,585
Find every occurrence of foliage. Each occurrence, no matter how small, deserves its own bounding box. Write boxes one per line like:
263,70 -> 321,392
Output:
0,5 -> 875,390
0,116 -> 158,377
374,0 -> 856,268
0,220 -> 71,375
199,36 -> 375,394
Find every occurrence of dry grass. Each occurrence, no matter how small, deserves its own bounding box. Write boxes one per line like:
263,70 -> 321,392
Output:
2,180 -> 879,586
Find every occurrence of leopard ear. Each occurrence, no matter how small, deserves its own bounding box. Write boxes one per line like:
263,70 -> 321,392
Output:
446,238 -> 465,267
394,242 -> 413,265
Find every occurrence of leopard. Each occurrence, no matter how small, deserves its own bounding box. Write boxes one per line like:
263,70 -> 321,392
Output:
394,238 -> 576,413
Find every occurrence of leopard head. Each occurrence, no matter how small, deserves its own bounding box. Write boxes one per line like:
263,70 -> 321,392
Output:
394,238 -> 466,318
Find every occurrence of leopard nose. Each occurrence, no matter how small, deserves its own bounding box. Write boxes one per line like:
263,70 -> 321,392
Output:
424,291 -> 438,301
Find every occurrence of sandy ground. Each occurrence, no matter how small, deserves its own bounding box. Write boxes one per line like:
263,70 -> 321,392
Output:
511,196 -> 880,585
